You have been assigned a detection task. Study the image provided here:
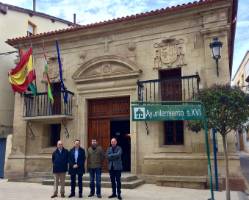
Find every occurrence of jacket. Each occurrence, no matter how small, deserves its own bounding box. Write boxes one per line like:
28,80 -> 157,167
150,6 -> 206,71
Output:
68,147 -> 86,175
87,145 -> 105,169
106,145 -> 123,171
52,148 -> 68,173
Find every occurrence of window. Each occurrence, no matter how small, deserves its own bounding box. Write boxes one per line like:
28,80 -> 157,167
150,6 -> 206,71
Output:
159,68 -> 184,145
51,82 -> 61,114
164,121 -> 184,145
49,124 -> 61,147
42,124 -> 61,148
27,21 -> 36,36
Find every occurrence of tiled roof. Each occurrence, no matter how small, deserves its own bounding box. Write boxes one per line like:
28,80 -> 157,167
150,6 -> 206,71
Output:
6,0 -> 223,45
0,1 -> 74,26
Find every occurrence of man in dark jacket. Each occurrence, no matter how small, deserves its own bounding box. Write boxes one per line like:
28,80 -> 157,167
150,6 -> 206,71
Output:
51,140 -> 68,198
87,139 -> 105,198
107,138 -> 123,200
68,139 -> 86,198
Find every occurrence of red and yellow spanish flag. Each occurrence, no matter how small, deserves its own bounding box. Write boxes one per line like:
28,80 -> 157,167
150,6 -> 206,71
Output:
8,48 -> 36,93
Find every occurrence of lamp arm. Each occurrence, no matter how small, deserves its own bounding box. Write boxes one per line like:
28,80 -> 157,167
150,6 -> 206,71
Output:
215,59 -> 219,77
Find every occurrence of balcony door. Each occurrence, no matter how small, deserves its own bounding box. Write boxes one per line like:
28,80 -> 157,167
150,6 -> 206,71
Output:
51,82 -> 61,115
159,68 -> 184,145
160,68 -> 182,101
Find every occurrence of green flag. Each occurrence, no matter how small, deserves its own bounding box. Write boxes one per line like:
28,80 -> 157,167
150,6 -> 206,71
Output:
47,80 -> 54,103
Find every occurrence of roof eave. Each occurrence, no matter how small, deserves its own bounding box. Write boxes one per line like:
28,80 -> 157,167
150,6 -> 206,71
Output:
229,0 -> 238,78
6,0 -> 224,46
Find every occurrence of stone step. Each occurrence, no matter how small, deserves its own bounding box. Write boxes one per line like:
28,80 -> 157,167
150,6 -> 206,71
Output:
38,173 -> 137,181
26,172 -> 137,181
16,172 -> 143,188
42,173 -> 144,189
42,179 -> 145,189
63,174 -> 138,182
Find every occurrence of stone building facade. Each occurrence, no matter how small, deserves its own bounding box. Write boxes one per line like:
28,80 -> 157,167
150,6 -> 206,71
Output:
5,0 -> 243,189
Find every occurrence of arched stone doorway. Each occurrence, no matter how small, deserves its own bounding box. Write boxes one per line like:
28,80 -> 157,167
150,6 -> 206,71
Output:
73,55 -> 142,173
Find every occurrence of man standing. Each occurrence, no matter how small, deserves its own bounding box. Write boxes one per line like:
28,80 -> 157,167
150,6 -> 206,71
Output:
107,138 -> 123,200
68,139 -> 86,198
87,139 -> 105,198
51,140 -> 68,198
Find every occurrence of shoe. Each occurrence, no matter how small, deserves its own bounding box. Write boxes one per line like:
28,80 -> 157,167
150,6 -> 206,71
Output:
68,194 -> 75,198
79,193 -> 83,198
117,195 -> 122,200
61,194 -> 65,198
97,194 -> 102,198
108,194 -> 117,198
88,194 -> 94,197
51,194 -> 57,198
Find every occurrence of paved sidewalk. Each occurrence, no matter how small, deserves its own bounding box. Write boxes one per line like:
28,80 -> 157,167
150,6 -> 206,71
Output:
240,152 -> 249,184
0,180 -> 246,200
240,151 -> 249,199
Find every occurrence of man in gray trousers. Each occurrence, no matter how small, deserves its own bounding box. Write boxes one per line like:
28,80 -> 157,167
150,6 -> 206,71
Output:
107,138 -> 123,200
51,140 -> 68,198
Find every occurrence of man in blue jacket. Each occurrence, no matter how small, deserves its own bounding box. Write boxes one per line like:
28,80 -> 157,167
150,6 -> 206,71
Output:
51,140 -> 68,198
68,139 -> 86,198
107,138 -> 123,200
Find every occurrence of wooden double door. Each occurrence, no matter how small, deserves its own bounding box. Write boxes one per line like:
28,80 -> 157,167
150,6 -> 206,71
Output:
88,97 -> 130,172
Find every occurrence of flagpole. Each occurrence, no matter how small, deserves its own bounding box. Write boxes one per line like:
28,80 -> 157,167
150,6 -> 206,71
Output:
42,40 -> 54,104
55,40 -> 68,103
32,46 -> 37,95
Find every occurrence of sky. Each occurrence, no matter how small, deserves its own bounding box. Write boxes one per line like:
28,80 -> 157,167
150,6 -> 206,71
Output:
1,0 -> 248,78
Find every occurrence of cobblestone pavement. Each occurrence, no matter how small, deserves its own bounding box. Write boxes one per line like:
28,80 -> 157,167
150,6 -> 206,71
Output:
0,179 -> 245,200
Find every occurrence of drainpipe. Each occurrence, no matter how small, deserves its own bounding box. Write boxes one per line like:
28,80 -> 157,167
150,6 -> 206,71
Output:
33,0 -> 36,12
73,13 -> 76,25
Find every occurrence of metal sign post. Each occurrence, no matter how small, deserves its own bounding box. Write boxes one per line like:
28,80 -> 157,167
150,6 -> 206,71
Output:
202,106 -> 215,200
132,101 -> 215,200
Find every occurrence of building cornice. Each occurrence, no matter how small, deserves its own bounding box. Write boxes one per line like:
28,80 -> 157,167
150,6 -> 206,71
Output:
6,0 -> 232,46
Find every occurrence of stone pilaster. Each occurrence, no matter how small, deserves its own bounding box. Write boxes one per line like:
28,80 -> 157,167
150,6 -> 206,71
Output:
5,94 -> 27,179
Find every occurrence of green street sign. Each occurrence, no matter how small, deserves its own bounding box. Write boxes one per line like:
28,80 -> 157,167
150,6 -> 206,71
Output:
131,101 -> 214,199
132,104 -> 203,121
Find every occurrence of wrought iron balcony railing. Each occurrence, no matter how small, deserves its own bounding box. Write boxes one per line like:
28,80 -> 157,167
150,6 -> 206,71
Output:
137,74 -> 200,102
23,90 -> 74,118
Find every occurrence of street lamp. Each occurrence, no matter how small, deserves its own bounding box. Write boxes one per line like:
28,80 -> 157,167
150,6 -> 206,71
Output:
209,37 -> 223,77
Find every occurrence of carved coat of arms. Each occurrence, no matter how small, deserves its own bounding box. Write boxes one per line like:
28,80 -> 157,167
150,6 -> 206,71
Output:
47,57 -> 61,82
153,38 -> 186,69
160,44 -> 178,64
